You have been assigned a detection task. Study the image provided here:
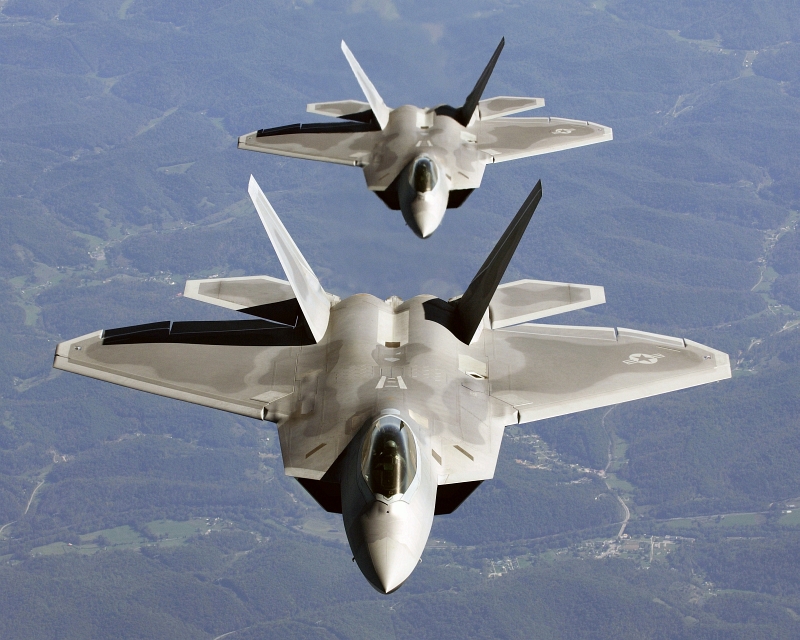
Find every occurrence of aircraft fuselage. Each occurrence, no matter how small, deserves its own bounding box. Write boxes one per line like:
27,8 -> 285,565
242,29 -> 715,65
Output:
365,105 -> 486,237
53,178 -> 731,593
264,293 -> 511,592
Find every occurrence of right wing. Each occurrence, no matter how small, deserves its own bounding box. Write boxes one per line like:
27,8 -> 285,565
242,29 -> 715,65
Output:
53,331 -> 299,421
488,324 -> 730,423
476,116 -> 612,163
238,126 -> 380,166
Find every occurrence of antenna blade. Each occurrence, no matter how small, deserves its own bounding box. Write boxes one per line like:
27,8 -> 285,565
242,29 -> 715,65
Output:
454,179 -> 542,343
341,41 -> 391,129
247,175 -> 331,343
459,37 -> 505,127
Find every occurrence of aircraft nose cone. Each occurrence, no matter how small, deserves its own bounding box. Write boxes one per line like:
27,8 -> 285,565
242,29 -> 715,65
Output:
410,198 -> 444,239
413,213 -> 437,238
368,537 -> 418,594
348,500 -> 425,594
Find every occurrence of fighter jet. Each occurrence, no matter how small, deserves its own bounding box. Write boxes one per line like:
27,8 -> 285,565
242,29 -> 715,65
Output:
238,39 -> 612,238
53,177 -> 729,593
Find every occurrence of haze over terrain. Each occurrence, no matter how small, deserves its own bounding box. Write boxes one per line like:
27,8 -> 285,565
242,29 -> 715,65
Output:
1,0 -> 799,637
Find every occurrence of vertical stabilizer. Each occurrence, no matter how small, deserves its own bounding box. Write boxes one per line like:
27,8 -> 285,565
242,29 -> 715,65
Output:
423,180 -> 542,344
248,176 -> 331,342
341,41 -> 391,129
458,38 -> 505,127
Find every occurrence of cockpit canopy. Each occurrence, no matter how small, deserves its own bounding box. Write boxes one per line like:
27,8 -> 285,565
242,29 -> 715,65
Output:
360,416 -> 418,499
410,156 -> 437,193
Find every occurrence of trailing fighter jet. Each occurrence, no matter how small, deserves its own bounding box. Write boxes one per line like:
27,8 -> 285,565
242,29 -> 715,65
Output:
53,177 -> 729,593
238,39 -> 612,238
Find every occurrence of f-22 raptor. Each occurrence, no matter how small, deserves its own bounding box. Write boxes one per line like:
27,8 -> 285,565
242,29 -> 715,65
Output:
238,39 -> 612,237
53,177 -> 729,593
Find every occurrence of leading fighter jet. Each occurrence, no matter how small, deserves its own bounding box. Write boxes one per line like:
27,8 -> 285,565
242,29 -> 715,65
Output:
238,39 -> 612,238
53,177 -> 729,593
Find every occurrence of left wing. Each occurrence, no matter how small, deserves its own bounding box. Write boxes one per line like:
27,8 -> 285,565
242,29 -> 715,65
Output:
475,117 -> 612,163
238,126 -> 380,166
488,324 -> 730,423
51,176 -> 339,422
53,331 -> 299,421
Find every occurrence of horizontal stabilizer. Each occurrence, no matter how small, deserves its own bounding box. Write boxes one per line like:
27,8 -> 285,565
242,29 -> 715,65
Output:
307,100 -> 371,119
248,176 -> 331,343
489,279 -> 605,328
478,96 -> 544,121
184,275 -> 295,311
185,276 -> 334,329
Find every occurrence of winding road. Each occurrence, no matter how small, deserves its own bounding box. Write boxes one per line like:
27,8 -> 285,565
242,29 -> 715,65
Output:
24,480 -> 45,515
601,406 -> 631,538
0,478 -> 45,538
0,520 -> 16,537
